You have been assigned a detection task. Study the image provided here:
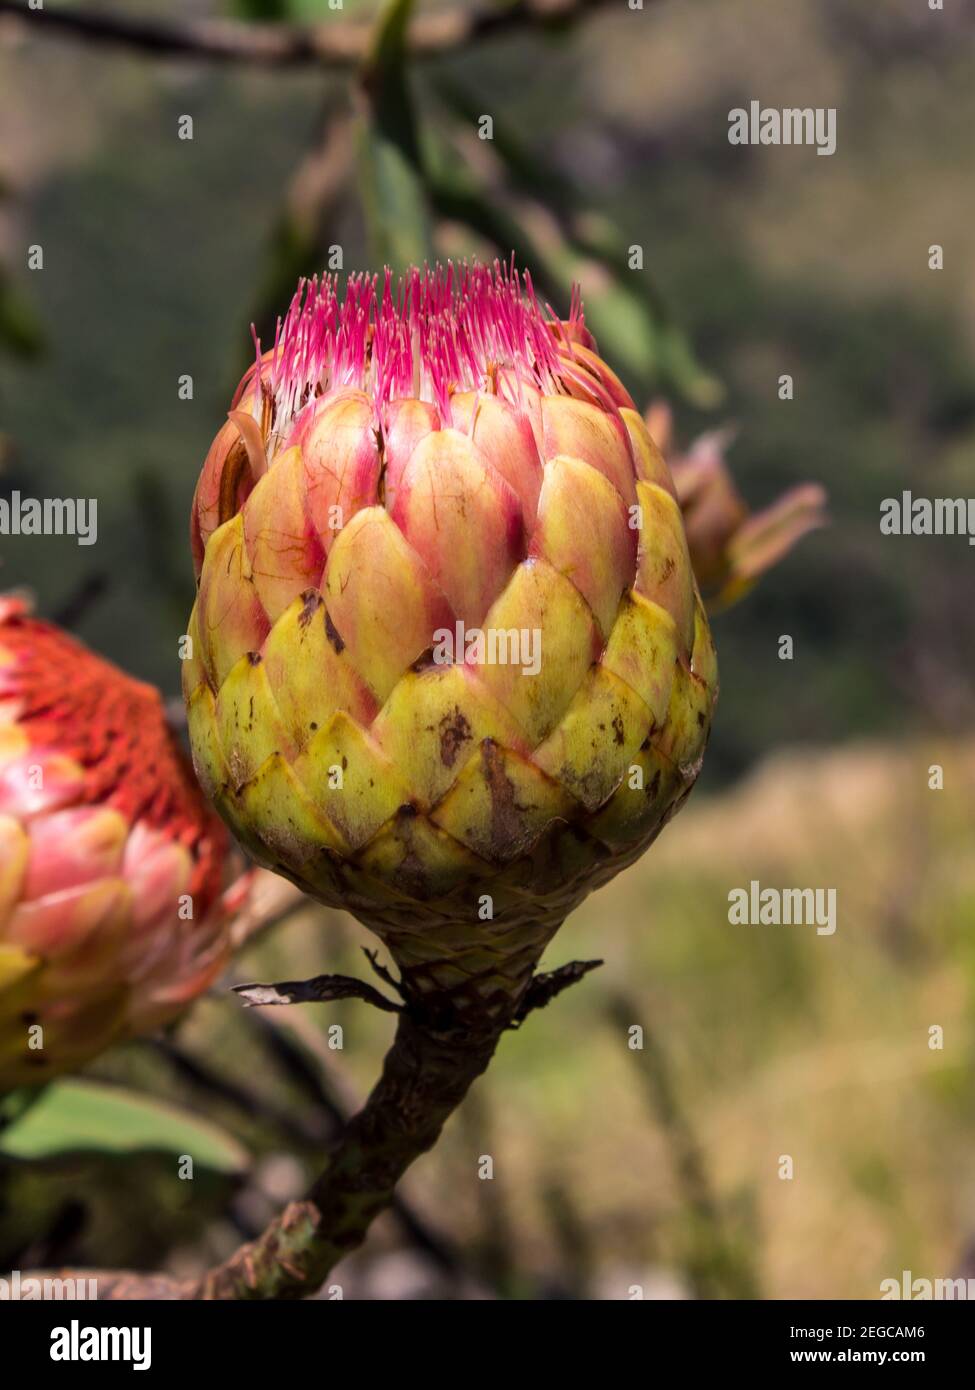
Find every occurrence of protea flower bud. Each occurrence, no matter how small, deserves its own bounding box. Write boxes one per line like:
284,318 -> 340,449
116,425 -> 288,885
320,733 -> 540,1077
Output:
0,597 -> 244,1088
647,402 -> 828,609
184,263 -> 717,1015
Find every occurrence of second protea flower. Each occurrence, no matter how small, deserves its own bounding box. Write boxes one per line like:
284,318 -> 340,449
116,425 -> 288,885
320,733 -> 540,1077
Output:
184,263 -> 717,1012
0,599 -> 245,1088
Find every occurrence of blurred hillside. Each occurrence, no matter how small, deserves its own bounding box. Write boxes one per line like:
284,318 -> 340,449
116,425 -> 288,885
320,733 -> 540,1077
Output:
0,0 -> 973,786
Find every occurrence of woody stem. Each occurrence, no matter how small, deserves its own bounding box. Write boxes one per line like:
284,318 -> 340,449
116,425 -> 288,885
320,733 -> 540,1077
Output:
197,1000 -> 507,1298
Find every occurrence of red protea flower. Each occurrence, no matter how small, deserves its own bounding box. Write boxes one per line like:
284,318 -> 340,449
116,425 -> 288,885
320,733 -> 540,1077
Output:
0,597 -> 246,1087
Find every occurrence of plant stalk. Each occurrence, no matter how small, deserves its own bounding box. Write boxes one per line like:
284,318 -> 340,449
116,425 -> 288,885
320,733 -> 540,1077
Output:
197,1002 -> 507,1299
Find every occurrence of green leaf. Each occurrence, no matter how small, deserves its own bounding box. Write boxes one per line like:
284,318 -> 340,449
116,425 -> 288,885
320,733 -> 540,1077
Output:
0,1079 -> 250,1174
356,0 -> 432,270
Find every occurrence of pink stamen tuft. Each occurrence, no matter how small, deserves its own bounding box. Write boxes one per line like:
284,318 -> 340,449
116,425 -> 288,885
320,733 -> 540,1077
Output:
251,261 -> 574,444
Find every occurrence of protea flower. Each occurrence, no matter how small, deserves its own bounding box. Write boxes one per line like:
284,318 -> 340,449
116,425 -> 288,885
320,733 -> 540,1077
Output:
184,263 -> 717,1017
0,597 -> 245,1088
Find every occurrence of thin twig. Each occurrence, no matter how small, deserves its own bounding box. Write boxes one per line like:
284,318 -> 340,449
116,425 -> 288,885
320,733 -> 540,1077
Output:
233,972 -> 402,1013
511,958 -> 602,1025
0,0 -> 621,69
362,947 -> 408,1001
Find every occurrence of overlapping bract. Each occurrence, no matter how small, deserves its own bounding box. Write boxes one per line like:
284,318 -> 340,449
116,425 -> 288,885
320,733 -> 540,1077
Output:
0,599 -> 243,1087
185,264 -> 718,1010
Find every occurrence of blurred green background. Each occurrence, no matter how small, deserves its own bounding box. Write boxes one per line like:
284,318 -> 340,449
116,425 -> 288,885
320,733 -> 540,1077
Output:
1,0 -> 973,1299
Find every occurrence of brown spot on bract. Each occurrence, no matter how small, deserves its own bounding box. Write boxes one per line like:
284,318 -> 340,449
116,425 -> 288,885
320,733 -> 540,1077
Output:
324,611 -> 346,654
298,590 -> 321,628
410,645 -> 436,674
439,707 -> 472,767
660,556 -> 676,581
612,715 -> 625,745
247,651 -> 262,666
482,740 -> 522,859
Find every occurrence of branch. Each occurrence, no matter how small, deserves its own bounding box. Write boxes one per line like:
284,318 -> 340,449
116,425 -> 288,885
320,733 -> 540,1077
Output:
0,0 -> 621,69
197,1004 -> 502,1298
154,1016 -> 472,1281
243,1008 -> 470,1280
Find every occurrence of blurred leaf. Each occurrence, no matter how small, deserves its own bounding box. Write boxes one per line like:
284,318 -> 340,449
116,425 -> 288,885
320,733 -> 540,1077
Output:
357,0 -> 432,269
0,1079 -> 249,1174
0,269 -> 44,358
